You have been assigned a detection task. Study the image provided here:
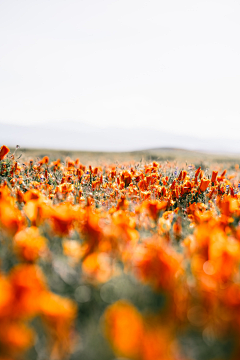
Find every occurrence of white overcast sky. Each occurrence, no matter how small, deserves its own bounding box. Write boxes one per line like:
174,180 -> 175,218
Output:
1,0 -> 240,140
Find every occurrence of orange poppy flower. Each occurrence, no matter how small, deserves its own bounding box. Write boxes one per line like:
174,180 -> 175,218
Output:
9,264 -> 47,319
39,292 -> 77,358
0,322 -> 34,356
211,171 -> 218,183
145,200 -> 168,221
133,239 -> 182,291
103,301 -> 144,359
0,145 -> 10,160
50,204 -> 76,235
199,178 -> 210,192
13,226 -> 47,262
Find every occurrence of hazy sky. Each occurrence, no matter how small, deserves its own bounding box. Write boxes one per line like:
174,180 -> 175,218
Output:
1,0 -> 240,140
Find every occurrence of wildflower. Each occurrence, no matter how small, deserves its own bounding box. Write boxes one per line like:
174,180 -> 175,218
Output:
133,239 -> 182,291
39,292 -> 77,358
145,200 -> 168,221
0,322 -> 34,356
199,178 -> 210,192
103,301 -> 144,359
211,170 -> 218,184
195,167 -> 201,178
0,199 -> 25,235
9,264 -> 47,319
173,217 -> 182,239
50,204 -> 76,235
0,276 -> 13,317
0,145 -> 10,160
13,227 -> 47,262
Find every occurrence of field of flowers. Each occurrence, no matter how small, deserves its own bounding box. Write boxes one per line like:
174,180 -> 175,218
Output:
1,144 -> 240,360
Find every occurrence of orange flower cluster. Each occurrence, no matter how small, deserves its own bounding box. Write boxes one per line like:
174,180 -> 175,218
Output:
1,145 -> 240,359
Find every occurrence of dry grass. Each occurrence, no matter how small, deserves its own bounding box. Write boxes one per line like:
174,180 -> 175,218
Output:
12,146 -> 240,167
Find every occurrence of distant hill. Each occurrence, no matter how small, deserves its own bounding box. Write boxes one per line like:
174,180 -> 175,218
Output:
1,121 -> 239,154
